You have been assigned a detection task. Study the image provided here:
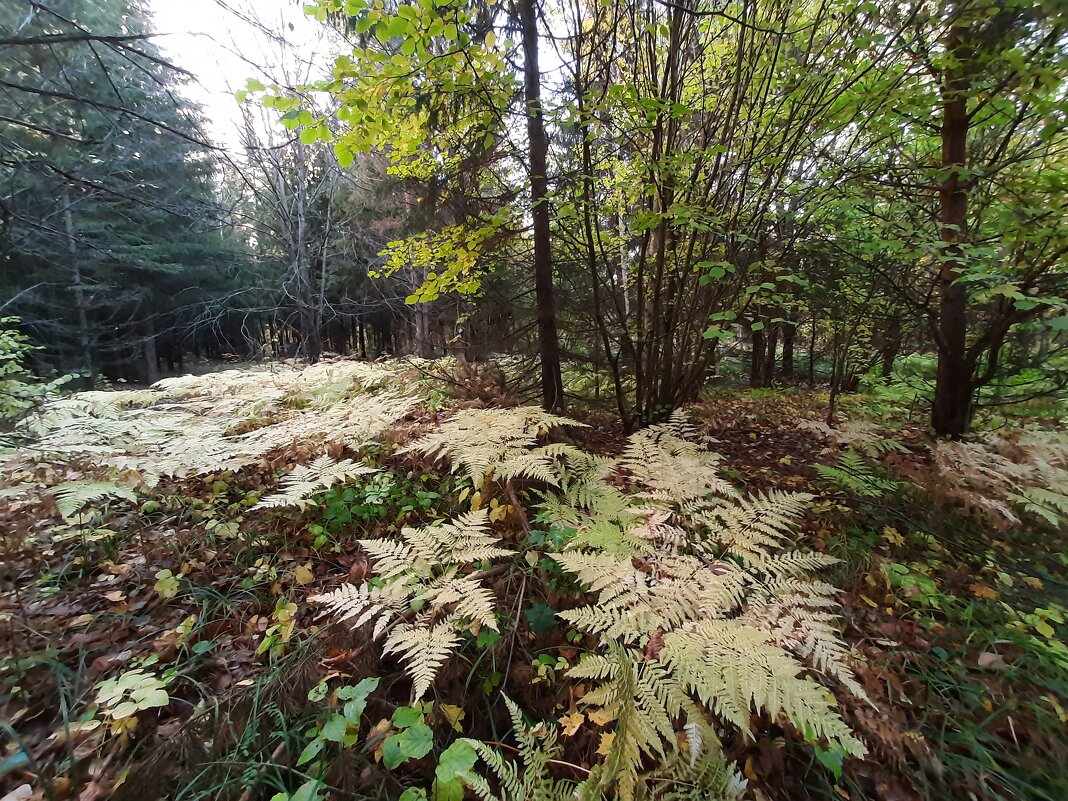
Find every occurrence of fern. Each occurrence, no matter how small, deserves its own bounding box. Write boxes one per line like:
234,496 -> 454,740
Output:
254,456 -> 377,509
797,418 -> 908,457
52,480 -> 138,521
538,413 -> 866,797
405,406 -> 585,487
311,510 -> 510,698
814,450 -> 899,498
463,697 -> 587,801
1008,485 -> 1068,527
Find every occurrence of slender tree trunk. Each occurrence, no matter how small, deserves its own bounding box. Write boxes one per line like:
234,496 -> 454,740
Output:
764,324 -> 779,384
63,186 -> 92,383
143,317 -> 159,385
749,326 -> 766,388
781,318 -> 795,379
931,22 -> 973,438
519,0 -> 564,410
880,315 -> 902,380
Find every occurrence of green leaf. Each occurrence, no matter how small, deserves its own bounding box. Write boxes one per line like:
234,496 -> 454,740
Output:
296,736 -> 325,766
320,714 -> 350,743
433,740 -> 477,801
300,127 -> 319,145
524,602 -> 557,635
382,721 -> 434,768
392,705 -> 423,728
400,790 -> 428,801
290,779 -> 325,801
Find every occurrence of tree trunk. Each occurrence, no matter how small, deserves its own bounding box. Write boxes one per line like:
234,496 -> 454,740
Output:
749,327 -> 766,388
931,22 -> 972,438
880,316 -> 902,380
63,186 -> 92,384
781,319 -> 795,378
143,317 -> 159,385
763,324 -> 779,384
519,0 -> 564,411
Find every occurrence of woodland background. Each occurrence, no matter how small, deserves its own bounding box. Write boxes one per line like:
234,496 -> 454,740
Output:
1,2 -> 1067,801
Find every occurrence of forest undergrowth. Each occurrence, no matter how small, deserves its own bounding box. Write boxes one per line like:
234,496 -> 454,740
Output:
1,359 -> 1065,801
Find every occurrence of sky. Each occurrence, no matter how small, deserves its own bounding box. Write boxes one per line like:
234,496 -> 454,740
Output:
147,0 -> 336,150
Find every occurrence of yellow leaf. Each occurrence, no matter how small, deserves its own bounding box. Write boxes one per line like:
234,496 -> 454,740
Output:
969,583 -> 998,600
588,708 -> 616,727
881,526 -> 904,545
154,569 -> 179,599
559,712 -> 584,736
860,594 -> 878,608
457,487 -> 470,504
294,564 -> 315,585
596,732 -> 615,756
470,490 -> 482,511
1023,576 -> 1043,589
439,703 -> 465,732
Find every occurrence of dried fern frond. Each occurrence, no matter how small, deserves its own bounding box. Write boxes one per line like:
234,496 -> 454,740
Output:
312,510 -> 510,699
52,480 -> 138,521
536,412 -> 866,788
382,618 -> 462,699
660,620 -> 865,756
254,456 -> 378,509
404,406 -> 585,487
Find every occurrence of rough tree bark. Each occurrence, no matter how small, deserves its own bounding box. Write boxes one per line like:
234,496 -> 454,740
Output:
931,21 -> 973,438
519,0 -> 564,411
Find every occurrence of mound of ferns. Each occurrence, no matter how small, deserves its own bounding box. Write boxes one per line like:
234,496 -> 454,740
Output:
3,362 -> 418,513
314,408 -> 868,801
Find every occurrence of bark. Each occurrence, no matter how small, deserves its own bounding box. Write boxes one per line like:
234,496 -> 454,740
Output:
880,316 -> 902,380
62,186 -> 92,383
781,319 -> 795,379
519,0 -> 564,411
763,323 -> 779,384
749,326 -> 767,388
931,21 -> 973,438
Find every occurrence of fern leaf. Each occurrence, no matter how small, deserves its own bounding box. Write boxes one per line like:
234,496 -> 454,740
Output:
255,456 -> 377,509
53,481 -> 138,521
383,619 -> 461,699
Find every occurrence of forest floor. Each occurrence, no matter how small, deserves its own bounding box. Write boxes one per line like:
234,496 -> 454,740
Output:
1,360 -> 1065,801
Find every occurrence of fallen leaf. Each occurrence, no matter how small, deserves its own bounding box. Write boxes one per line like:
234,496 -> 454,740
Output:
977,652 -> 1007,669
596,732 -> 615,756
969,583 -> 998,600
293,564 -> 315,585
439,703 -> 465,732
559,712 -> 584,736
588,708 -> 615,727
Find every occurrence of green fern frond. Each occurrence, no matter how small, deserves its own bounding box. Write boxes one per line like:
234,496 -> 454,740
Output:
814,450 -> 899,498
